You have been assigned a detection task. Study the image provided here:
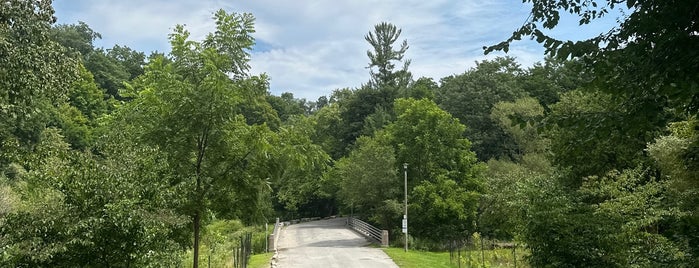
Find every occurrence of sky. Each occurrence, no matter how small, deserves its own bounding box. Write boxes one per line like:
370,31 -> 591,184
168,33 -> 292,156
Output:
52,0 -> 623,100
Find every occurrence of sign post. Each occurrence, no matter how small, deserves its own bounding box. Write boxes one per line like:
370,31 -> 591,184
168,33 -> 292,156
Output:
403,163 -> 408,252
402,216 -> 407,233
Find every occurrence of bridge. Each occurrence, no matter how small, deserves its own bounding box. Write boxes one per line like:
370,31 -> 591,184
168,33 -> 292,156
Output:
272,217 -> 398,268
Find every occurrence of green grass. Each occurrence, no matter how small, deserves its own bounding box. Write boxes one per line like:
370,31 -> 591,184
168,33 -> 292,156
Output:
383,247 -> 528,268
383,248 -> 455,268
248,252 -> 273,268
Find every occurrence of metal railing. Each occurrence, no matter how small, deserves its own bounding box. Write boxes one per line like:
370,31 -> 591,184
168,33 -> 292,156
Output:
348,217 -> 383,243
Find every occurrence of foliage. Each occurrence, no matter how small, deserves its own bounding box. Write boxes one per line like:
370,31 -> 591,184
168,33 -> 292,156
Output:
0,0 -> 79,154
49,21 -> 100,56
409,175 -> 480,242
386,98 -> 482,188
121,9 -> 274,267
384,98 -> 484,243
648,118 -> 699,263
519,173 -> 613,267
519,57 -> 588,108
546,90 -> 667,186
310,103 -> 345,159
480,159 -> 540,241
267,115 -> 331,216
48,64 -> 107,149
66,64 -> 107,121
580,168 -> 686,266
488,4 -> 698,263
490,97 -> 547,155
50,21 -> 145,100
481,95 -> 554,241
520,167 -> 689,267
486,0 -> 698,115
106,44 -> 146,80
182,220 -> 270,267
332,136 -> 400,228
337,86 -> 396,152
365,22 -> 412,91
403,77 -> 436,100
1,128 -> 186,267
436,57 -> 527,161
267,92 -> 308,122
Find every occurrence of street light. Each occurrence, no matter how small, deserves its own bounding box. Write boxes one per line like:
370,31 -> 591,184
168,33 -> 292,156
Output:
403,162 -> 408,252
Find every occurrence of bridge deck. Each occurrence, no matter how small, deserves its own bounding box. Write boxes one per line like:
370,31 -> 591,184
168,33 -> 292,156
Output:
275,217 -> 398,268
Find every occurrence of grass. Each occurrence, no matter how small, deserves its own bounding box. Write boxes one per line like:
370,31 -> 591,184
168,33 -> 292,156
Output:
248,252 -> 274,268
383,248 -> 455,268
383,247 -> 528,268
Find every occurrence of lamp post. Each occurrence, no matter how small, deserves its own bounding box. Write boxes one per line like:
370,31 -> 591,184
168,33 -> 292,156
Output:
403,163 -> 408,252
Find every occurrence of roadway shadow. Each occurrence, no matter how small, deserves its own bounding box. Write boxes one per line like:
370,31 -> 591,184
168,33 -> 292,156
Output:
284,218 -> 376,248
302,237 -> 371,248
292,218 -> 351,230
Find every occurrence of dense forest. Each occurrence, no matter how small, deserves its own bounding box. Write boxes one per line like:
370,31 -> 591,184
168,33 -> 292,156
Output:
1,0 -> 697,267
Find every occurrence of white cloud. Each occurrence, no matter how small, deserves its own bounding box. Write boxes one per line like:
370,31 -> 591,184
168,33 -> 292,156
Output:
53,0 -> 620,100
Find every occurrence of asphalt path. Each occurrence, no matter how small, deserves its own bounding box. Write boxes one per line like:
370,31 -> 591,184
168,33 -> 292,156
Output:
275,217 -> 399,268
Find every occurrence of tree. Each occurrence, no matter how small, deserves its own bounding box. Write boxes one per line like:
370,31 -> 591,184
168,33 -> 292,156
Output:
83,49 -> 131,99
488,1 -> 698,265
310,103 -> 345,159
315,95 -> 329,110
386,98 -> 482,188
1,127 -> 186,267
106,44 -> 145,80
436,57 -> 527,161
490,97 -> 547,155
546,90 -> 667,186
383,98 -> 484,243
49,21 -> 100,57
332,136 -> 401,229
487,0 -> 698,113
332,22 -> 415,153
648,118 -> 699,263
518,173 -> 621,268
267,116 -> 331,217
65,65 -> 107,121
50,21 -> 145,100
337,86 -> 395,154
123,10 -> 270,267
402,77 -> 436,100
365,22 -> 412,91
519,57 -> 588,108
1,0 -> 79,163
480,159 -> 536,241
267,92 -> 307,122
47,64 -> 107,150
410,175 -> 480,243
480,97 -> 552,241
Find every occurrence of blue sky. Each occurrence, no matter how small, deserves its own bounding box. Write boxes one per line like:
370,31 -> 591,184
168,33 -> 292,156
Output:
52,0 -> 623,100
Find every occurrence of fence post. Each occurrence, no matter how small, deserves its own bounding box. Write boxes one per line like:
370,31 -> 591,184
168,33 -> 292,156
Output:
381,230 -> 389,247
268,234 -> 275,252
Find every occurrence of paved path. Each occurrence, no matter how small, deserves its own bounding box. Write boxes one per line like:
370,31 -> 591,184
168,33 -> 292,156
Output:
275,217 -> 399,268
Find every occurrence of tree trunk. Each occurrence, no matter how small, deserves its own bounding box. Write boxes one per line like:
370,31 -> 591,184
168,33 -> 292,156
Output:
193,211 -> 201,268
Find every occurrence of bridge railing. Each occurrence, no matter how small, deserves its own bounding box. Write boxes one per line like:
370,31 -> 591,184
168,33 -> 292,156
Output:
348,217 -> 389,247
268,218 -> 281,252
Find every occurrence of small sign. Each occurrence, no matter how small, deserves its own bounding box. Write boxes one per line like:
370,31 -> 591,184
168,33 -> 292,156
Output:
402,218 -> 407,233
